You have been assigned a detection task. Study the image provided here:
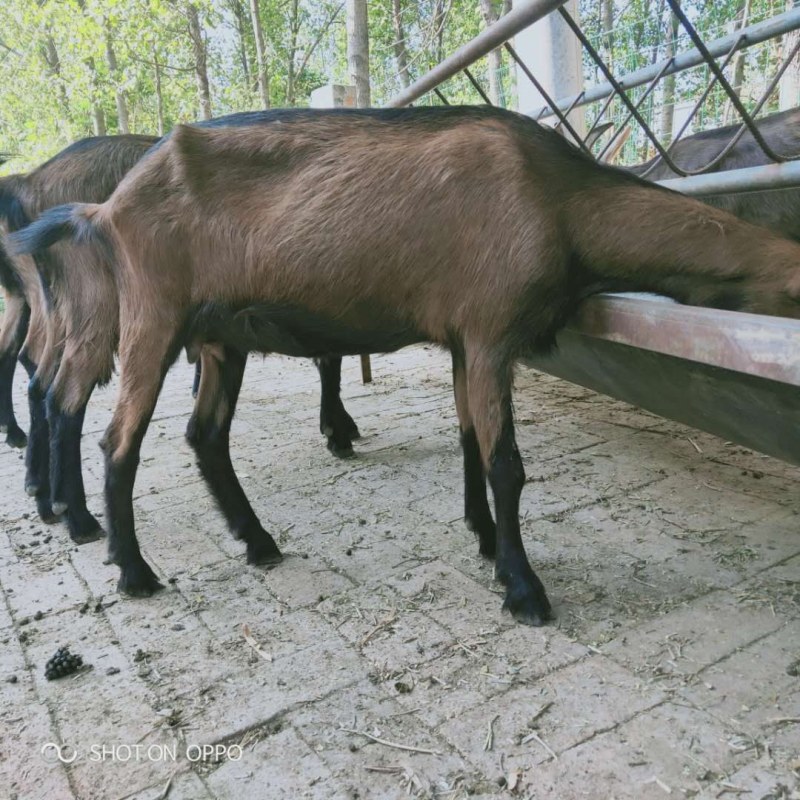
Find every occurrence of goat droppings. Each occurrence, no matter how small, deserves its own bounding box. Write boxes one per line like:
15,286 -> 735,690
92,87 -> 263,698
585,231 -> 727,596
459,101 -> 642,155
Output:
44,646 -> 84,680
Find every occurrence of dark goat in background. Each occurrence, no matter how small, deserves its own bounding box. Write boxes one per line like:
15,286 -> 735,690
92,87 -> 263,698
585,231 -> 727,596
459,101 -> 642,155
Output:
12,106 -> 800,624
629,106 -> 800,242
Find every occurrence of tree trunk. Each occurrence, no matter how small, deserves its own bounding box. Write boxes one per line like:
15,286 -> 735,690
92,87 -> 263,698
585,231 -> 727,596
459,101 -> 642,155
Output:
346,0 -> 371,107
153,47 -> 165,136
502,0 -> 516,107
287,0 -> 300,105
433,0 -> 446,66
105,25 -> 130,133
229,0 -> 251,85
601,0 -> 614,64
250,0 -> 270,108
41,34 -> 69,111
85,54 -> 106,135
659,2 -> 680,146
780,0 -> 800,110
721,0 -> 751,124
75,0 -> 107,134
391,0 -> 411,89
187,3 -> 213,120
478,0 -> 502,105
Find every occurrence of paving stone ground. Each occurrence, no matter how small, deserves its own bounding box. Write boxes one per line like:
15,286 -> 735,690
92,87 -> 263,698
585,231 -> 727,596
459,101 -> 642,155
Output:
0,344 -> 798,800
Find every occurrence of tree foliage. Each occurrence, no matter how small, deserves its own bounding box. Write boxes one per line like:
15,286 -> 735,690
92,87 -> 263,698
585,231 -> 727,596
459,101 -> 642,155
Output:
0,0 -> 795,170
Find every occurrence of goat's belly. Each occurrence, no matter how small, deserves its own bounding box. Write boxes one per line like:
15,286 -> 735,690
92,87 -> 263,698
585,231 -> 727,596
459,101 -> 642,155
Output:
188,301 -> 424,357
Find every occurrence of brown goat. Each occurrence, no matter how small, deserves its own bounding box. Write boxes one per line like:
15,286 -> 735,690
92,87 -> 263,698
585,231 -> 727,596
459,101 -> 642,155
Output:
0,133 -> 362,545
0,135 -> 158,539
12,106 -> 800,624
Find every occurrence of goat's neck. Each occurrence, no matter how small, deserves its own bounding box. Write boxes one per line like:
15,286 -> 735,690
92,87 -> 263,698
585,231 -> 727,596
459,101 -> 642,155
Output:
568,184 -> 800,315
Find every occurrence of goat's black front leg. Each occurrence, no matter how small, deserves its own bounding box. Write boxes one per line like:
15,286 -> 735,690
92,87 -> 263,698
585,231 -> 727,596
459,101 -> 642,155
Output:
20,357 -> 58,523
46,392 -> 103,543
315,356 -> 360,458
187,345 -> 282,566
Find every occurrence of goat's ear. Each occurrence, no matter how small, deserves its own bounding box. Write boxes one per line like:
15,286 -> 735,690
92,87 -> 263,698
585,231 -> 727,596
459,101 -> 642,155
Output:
585,122 -> 614,150
170,124 -> 213,194
172,123 -> 209,163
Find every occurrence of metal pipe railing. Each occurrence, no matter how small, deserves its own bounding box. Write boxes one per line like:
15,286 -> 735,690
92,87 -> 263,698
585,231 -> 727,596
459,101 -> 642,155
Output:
527,7 -> 800,120
385,0 -> 568,108
657,160 -> 800,195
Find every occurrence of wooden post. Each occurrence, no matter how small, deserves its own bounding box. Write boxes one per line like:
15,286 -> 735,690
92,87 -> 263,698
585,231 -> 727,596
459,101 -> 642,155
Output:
346,0 -> 373,384
310,83 -> 373,384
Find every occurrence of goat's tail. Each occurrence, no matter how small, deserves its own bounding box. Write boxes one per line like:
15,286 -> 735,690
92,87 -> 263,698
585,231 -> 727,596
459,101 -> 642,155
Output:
7,203 -> 106,257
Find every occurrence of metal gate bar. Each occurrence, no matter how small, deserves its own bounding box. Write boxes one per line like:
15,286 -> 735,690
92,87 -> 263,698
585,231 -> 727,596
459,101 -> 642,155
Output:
387,0 -> 568,109
526,7 -> 800,120
382,0 -> 800,466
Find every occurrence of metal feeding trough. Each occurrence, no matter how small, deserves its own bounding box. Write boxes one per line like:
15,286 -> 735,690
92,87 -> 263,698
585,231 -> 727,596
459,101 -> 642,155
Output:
386,0 -> 800,466
524,294 -> 800,466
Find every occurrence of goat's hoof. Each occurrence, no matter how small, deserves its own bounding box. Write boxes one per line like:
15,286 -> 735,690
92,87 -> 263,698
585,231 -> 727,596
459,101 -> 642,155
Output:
51,500 -> 68,516
247,535 -> 283,567
327,439 -> 355,459
340,416 -> 361,441
25,481 -> 39,498
5,426 -> 27,449
117,561 -> 164,597
501,582 -> 554,627
67,512 -> 105,545
35,496 -> 62,525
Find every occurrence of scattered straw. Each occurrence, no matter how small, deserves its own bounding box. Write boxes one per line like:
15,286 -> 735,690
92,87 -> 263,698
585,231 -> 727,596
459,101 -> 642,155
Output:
483,715 -> 498,752
339,726 -> 441,756
242,624 -> 273,663
643,775 -> 672,794
519,730 -> 557,761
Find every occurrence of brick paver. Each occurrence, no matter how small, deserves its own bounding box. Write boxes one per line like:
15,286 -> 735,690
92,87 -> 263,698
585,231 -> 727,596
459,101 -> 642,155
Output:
1,345 -> 798,799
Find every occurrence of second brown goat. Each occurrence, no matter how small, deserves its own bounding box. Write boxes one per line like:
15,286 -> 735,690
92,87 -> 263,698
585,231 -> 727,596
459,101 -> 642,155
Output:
11,106 -> 800,624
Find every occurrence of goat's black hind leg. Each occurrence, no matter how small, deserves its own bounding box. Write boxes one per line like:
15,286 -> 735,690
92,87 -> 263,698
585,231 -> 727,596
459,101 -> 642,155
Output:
47,393 -> 103,543
0,351 -> 26,448
316,356 -> 360,458
466,350 -> 552,626
187,345 -> 282,566
192,361 -> 201,398
0,300 -> 29,448
452,349 -> 496,558
20,358 -> 58,522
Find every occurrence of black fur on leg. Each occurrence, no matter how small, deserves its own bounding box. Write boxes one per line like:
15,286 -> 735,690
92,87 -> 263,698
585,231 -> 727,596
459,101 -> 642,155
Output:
460,427 -> 496,559
46,391 -> 103,543
0,303 -> 29,448
104,442 -> 164,596
192,361 -> 201,398
20,359 -> 58,521
316,356 -> 360,458
187,346 -> 282,565
489,413 -> 553,626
